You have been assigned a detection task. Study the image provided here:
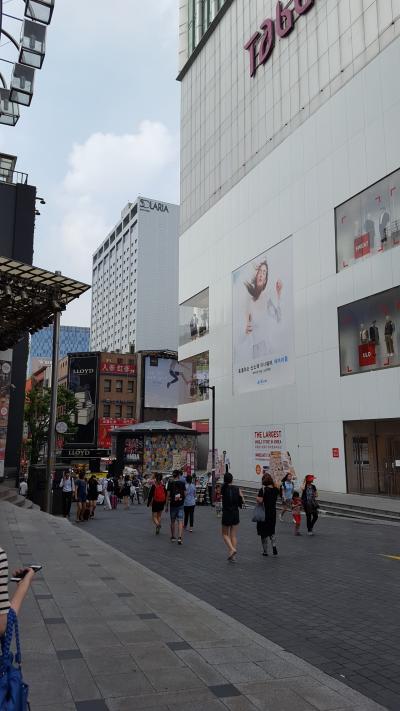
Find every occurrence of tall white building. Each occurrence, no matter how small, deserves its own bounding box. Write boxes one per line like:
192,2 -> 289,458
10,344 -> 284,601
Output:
90,197 -> 179,353
178,1 -> 400,497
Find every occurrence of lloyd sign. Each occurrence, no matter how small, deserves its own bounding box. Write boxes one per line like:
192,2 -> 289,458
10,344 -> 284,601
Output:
244,0 -> 315,77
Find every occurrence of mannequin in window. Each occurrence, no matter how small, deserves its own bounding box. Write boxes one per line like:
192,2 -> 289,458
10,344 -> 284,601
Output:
379,208 -> 390,244
384,315 -> 395,356
359,323 -> 369,344
364,213 -> 375,250
190,312 -> 198,340
369,320 -> 379,344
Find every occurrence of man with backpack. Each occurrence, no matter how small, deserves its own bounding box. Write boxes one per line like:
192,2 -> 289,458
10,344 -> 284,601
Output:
147,473 -> 167,534
165,470 -> 186,545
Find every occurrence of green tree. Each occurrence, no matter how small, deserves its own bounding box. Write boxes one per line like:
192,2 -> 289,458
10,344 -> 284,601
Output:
24,383 -> 77,465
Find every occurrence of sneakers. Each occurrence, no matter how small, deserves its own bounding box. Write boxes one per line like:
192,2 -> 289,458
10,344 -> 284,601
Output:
308,531 -> 314,536
155,525 -> 160,535
170,536 -> 177,542
262,552 -> 268,557
178,538 -> 182,545
189,528 -> 193,532
273,546 -> 278,556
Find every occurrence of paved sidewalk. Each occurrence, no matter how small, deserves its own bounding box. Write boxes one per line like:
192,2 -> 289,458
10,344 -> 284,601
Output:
1,501 -> 387,711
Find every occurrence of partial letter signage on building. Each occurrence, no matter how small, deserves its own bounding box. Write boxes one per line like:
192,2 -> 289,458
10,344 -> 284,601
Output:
244,0 -> 315,77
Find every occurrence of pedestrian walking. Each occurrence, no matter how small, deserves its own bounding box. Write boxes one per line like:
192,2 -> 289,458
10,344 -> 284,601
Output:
132,472 -> 141,503
206,472 -> 214,506
147,473 -> 167,534
184,474 -> 196,531
59,471 -> 75,518
165,470 -> 186,544
279,472 -> 294,521
221,472 -> 244,562
301,474 -> 319,535
87,475 -> 99,518
122,475 -> 131,510
102,476 -> 112,511
292,491 -> 302,535
256,474 -> 279,556
18,478 -> 28,497
75,472 -> 88,522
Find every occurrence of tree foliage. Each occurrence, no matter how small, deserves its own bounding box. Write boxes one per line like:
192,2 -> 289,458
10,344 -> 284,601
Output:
24,383 -> 77,465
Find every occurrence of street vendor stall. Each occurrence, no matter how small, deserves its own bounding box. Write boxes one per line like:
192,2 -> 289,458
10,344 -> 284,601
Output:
111,420 -> 197,476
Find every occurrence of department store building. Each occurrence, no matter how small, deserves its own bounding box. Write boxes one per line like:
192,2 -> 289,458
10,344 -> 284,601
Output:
177,0 -> 400,496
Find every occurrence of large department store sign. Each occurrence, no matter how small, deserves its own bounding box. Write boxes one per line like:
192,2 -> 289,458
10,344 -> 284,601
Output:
244,0 -> 315,77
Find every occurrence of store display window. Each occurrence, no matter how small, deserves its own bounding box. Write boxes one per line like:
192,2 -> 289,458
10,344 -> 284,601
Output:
179,288 -> 209,347
178,351 -> 209,404
338,287 -> 400,376
336,168 -> 400,272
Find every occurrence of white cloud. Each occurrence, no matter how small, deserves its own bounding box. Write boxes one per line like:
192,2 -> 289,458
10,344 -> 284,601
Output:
53,120 -> 179,326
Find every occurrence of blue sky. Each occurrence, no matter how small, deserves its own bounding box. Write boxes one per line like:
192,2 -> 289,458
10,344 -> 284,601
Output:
0,0 -> 180,326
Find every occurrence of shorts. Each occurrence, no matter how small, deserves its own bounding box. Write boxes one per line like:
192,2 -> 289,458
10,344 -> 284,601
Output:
170,506 -> 184,521
293,513 -> 301,525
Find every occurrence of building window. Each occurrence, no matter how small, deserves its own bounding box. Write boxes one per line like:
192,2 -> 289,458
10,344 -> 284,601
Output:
336,167 -> 400,272
126,405 -> 134,418
180,288 -> 209,346
104,379 -> 111,393
115,404 -> 122,417
127,380 -> 134,393
116,380 -> 123,392
103,403 -> 111,417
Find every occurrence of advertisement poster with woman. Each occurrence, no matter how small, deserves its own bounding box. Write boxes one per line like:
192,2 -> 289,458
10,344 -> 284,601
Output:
232,236 -> 294,394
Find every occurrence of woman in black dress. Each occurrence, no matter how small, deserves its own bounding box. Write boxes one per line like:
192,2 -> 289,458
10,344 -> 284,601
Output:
256,474 -> 279,556
221,473 -> 245,562
87,475 -> 98,519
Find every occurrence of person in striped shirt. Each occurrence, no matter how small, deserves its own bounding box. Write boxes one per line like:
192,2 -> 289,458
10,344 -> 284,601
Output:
0,547 -> 36,636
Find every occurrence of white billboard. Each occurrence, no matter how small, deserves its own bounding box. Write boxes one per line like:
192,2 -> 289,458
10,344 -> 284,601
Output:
144,356 -> 180,409
232,236 -> 294,394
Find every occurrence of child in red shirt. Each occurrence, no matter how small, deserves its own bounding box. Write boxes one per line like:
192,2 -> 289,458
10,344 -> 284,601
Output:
292,491 -> 302,535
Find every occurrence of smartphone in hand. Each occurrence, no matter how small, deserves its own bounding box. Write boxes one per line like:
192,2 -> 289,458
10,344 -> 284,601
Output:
10,564 -> 43,582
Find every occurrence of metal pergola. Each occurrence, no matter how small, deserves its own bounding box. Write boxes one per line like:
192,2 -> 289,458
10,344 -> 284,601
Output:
0,255 -> 90,350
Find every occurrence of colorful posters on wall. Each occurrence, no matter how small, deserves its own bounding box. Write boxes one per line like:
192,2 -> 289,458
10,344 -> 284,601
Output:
232,236 -> 294,394
124,437 -> 144,464
0,354 -> 12,479
252,426 -> 296,486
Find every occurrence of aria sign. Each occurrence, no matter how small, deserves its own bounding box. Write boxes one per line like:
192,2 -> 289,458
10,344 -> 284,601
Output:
139,198 -> 169,214
244,0 -> 315,78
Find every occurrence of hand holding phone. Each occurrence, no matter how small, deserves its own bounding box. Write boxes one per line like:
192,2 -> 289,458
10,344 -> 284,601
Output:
10,565 -> 42,583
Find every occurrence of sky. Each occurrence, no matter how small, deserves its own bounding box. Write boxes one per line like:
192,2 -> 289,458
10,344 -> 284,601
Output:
0,0 -> 180,326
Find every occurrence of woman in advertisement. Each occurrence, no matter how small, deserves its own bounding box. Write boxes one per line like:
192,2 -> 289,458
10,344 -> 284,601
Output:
240,259 -> 283,361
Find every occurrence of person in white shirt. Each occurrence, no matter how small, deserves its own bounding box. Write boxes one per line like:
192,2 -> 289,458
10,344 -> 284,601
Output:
59,471 -> 75,518
102,477 -> 112,511
19,479 -> 28,497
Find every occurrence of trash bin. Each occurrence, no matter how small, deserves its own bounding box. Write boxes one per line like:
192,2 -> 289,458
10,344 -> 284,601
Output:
28,464 -> 70,515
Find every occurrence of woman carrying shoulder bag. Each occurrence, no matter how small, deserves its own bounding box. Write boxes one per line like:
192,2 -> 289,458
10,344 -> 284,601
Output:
221,473 -> 245,562
256,474 -> 279,557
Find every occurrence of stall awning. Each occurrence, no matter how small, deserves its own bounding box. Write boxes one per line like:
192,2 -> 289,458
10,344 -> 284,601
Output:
0,256 -> 90,350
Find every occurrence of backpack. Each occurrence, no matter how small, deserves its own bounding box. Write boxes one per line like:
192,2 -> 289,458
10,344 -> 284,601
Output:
169,480 -> 184,505
107,479 -> 114,493
153,483 -> 166,503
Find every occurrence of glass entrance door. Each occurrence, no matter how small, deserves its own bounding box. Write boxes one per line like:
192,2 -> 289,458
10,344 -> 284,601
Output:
345,420 -> 400,496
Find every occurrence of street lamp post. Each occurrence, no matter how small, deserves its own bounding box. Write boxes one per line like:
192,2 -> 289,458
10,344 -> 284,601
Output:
200,383 -> 216,503
44,296 -> 61,514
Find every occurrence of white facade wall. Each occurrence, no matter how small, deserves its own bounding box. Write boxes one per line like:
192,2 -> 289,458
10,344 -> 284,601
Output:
91,198 -> 179,354
179,0 -> 400,233
178,0 -> 400,492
